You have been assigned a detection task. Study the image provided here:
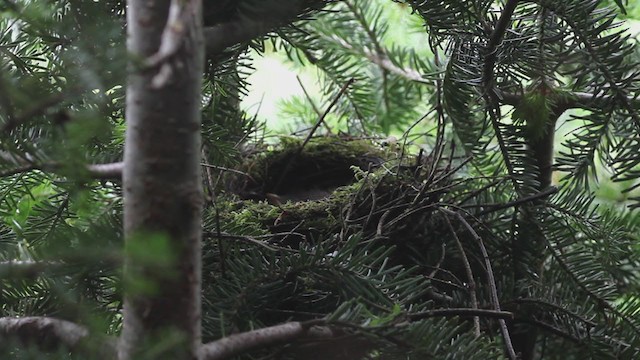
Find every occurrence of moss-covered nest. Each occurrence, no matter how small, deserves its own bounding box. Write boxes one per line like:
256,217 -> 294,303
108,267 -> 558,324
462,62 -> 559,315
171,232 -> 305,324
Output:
205,135 -> 500,326
220,136 -> 452,263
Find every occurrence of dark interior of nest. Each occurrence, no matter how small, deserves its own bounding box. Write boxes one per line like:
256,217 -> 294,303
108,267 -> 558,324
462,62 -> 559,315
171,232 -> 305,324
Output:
228,138 -> 385,204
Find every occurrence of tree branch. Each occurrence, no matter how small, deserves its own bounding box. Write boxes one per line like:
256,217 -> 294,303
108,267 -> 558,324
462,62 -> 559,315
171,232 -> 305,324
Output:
86,162 -> 125,179
0,316 -> 115,356
407,308 -> 513,321
500,90 -> 640,112
483,0 -> 520,88
200,321 -> 310,360
441,208 -> 518,360
1,92 -> 69,133
204,0 -> 331,56
201,306 -> 516,360
332,35 -> 431,84
0,157 -> 123,180
482,0 -> 523,198
0,260 -> 61,279
471,185 -> 558,216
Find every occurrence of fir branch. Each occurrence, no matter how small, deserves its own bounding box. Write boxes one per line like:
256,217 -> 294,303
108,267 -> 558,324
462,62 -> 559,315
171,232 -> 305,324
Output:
515,318 -> 583,345
1,92 -> 69,133
0,163 -> 37,178
544,229 -> 640,339
541,2 -> 640,131
507,298 -> 597,328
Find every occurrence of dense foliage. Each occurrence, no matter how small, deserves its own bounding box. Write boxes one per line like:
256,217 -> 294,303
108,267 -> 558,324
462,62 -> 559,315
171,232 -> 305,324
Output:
1,0 -> 640,359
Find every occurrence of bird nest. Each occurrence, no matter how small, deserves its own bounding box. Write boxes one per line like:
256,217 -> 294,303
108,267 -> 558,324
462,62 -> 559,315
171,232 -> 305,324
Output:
219,136 -> 453,265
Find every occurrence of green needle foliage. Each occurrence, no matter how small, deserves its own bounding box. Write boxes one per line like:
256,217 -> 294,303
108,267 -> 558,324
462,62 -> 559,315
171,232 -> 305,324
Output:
0,0 -> 640,359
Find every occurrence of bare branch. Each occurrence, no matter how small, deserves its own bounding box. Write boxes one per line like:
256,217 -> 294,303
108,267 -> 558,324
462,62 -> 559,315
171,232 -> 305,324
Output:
200,305 -> 516,359
86,161 -> 253,181
442,216 -> 482,336
0,316 -> 115,356
482,0 -> 523,198
204,0 -> 330,56
0,156 -> 123,180
408,308 -> 513,321
483,0 -> 520,89
86,161 -> 124,179
200,322 -> 309,360
0,260 -> 61,279
500,90 -> 640,112
470,185 -> 558,216
332,30 -> 432,84
441,208 -> 517,360
145,0 -> 197,69
146,0 -> 201,88
1,159 -> 255,181
1,159 -> 259,181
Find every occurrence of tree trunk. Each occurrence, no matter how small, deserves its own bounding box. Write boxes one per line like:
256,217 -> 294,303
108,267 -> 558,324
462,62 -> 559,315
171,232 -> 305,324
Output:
121,1 -> 204,359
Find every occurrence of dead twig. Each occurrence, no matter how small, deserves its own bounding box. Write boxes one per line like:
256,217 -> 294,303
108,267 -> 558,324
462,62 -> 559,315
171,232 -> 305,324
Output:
441,208 -> 517,360
273,78 -> 355,193
442,214 -> 481,337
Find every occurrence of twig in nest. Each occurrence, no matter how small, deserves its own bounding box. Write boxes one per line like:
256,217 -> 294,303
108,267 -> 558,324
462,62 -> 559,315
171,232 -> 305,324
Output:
442,213 -> 481,337
472,186 -> 558,216
201,162 -> 256,183
441,207 -> 517,360
297,75 -> 332,134
273,78 -> 355,193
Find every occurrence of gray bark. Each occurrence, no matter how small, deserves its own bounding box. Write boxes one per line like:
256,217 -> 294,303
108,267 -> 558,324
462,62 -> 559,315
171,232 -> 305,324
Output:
121,1 -> 204,359
0,316 -> 116,357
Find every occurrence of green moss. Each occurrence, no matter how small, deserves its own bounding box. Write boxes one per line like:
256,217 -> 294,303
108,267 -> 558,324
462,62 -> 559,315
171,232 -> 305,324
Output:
240,137 -> 386,192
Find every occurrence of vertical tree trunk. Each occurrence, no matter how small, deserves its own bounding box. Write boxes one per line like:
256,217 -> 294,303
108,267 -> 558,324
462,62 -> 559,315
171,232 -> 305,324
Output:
529,114 -> 558,191
511,113 -> 559,360
121,1 -> 204,359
